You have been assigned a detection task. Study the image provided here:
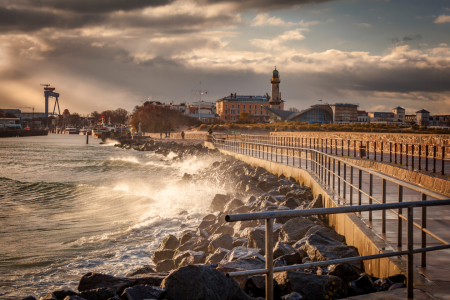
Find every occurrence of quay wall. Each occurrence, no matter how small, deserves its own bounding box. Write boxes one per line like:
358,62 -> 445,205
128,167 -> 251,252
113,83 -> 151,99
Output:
0,130 -> 48,138
206,142 -> 432,286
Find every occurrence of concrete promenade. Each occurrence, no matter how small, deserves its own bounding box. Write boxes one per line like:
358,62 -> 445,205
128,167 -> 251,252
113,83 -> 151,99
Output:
216,141 -> 450,295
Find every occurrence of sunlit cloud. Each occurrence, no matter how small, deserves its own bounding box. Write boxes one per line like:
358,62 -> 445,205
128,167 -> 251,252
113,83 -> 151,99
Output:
434,15 -> 450,23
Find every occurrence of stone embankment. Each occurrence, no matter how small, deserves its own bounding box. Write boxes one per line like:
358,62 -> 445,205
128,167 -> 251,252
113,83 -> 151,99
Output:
0,130 -> 48,138
27,141 -> 407,300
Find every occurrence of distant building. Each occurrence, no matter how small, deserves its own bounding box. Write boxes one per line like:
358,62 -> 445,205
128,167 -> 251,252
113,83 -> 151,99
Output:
357,110 -> 369,123
186,101 -> 217,120
0,109 -> 47,120
368,112 -> 395,122
416,109 -> 430,126
405,114 -> 417,125
392,106 -> 405,123
428,115 -> 450,127
0,118 -> 21,130
216,68 -> 285,123
329,103 -> 359,123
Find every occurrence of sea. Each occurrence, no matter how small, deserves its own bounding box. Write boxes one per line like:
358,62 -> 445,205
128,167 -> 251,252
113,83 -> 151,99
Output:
0,134 -> 225,299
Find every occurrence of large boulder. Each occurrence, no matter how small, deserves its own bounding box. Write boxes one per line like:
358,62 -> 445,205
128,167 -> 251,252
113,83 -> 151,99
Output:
280,197 -> 302,210
161,265 -> 252,300
209,233 -> 233,252
273,242 -> 296,259
180,231 -> 198,244
278,217 -> 315,245
285,189 -> 309,201
78,273 -> 166,295
174,250 -> 206,266
121,285 -> 165,300
125,265 -> 156,277
156,235 -> 179,251
233,220 -> 258,233
177,237 -> 209,253
348,274 -> 377,296
223,199 -> 245,213
305,194 -> 323,209
209,194 -> 230,211
198,219 -> 215,230
205,247 -> 229,264
274,271 -> 348,299
328,263 -> 361,284
304,231 -> 360,269
303,225 -> 345,244
225,246 -> 265,262
245,275 -> 281,299
152,249 -> 175,264
213,224 -> 234,236
156,259 -> 176,272
79,288 -> 120,300
39,290 -> 79,300
247,224 -> 282,253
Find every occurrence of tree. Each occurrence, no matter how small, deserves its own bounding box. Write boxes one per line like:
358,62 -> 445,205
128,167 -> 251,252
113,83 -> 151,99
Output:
288,107 -> 300,112
114,108 -> 128,125
0,109 -> 3,117
238,112 -> 252,123
90,111 -> 101,125
69,112 -> 81,127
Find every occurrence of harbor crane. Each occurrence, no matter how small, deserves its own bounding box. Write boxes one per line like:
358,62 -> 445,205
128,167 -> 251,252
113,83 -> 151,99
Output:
40,84 -> 60,118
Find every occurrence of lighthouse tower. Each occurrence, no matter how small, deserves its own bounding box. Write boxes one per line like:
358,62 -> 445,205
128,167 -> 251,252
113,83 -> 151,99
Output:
269,67 -> 282,108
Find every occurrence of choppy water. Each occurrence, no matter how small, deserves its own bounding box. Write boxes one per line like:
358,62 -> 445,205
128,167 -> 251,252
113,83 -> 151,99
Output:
0,134 -> 224,299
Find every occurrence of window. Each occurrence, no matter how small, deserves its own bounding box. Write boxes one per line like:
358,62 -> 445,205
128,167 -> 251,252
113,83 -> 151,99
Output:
249,105 -> 252,110
243,105 -> 246,110
238,105 -> 240,109
225,116 -> 227,120
225,104 -> 227,109
224,110 -> 227,114
255,110 -> 258,115
237,110 -> 240,115
232,104 -> 234,108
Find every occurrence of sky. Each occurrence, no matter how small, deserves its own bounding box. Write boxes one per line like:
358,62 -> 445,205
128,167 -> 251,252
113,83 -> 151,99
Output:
0,0 -> 449,116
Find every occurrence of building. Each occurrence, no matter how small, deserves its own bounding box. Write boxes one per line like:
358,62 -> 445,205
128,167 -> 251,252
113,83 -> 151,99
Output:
405,114 -> 417,125
416,109 -> 430,126
330,103 -> 358,123
428,115 -> 450,127
392,107 -> 405,123
357,110 -> 369,123
264,103 -> 357,124
185,101 -> 217,120
0,109 -> 47,120
0,118 -> 21,130
216,68 -> 285,123
368,112 -> 395,122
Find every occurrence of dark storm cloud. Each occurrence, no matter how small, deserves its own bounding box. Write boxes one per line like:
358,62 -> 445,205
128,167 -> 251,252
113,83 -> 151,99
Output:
0,6 -> 106,32
390,34 -> 422,44
5,0 -> 174,13
195,0 -> 336,11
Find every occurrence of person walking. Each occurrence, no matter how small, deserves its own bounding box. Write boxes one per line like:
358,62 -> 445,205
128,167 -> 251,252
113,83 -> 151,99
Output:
181,131 -> 185,139
208,127 -> 213,135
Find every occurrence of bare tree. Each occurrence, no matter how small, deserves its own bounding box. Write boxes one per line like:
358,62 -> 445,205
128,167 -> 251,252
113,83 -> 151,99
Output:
288,107 -> 300,112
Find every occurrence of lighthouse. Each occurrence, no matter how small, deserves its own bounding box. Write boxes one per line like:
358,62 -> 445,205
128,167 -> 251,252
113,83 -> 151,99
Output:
269,67 -> 282,108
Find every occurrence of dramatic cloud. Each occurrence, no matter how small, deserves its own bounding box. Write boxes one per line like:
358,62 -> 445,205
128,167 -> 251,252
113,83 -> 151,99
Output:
251,13 -> 320,27
196,0 -> 336,11
250,28 -> 307,50
390,34 -> 422,44
434,15 -> 450,23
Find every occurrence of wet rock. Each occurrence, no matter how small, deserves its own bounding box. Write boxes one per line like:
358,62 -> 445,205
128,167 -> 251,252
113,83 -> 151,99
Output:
285,189 -> 309,201
198,219 -> 215,230
281,292 -> 304,300
152,249 -> 175,264
305,194 -> 323,209
247,224 -> 283,252
161,265 -> 252,300
40,290 -> 79,300
233,220 -> 258,233
245,275 -> 281,299
374,277 -> 394,292
205,247 -> 229,264
304,231 -> 360,267
197,228 -> 209,239
125,265 -> 156,277
213,224 -> 234,236
230,205 -> 252,214
389,282 -> 406,290
348,274 -> 376,296
22,297 -> 37,300
156,235 -> 179,251
275,271 -> 348,299
182,173 -> 193,181
209,233 -> 233,252
204,223 -> 222,235
78,273 -> 166,295
156,259 -> 176,272
278,217 -> 315,245
180,231 -> 198,244
225,246 -> 265,262
218,258 -> 265,274
121,285 -> 165,300
280,197 -> 302,210
277,252 -> 304,266
304,225 -> 345,244
328,263 -> 361,284
232,237 -> 248,248
62,296 -> 86,300
209,194 -> 230,211
79,287 -> 119,300
273,242 -> 296,259
173,250 -> 206,266
258,174 -> 278,182
387,274 -> 406,284
202,214 -> 216,221
277,185 -> 292,196
177,237 -> 209,253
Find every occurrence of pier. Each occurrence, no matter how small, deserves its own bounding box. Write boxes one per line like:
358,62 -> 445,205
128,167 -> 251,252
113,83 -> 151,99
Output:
0,130 -> 48,138
208,134 -> 450,299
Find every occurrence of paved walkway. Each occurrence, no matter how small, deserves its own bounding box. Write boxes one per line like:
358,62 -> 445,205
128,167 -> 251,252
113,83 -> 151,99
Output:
220,143 -> 450,289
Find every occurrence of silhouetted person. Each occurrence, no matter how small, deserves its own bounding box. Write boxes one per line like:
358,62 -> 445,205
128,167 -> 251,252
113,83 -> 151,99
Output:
208,127 -> 213,135
181,131 -> 185,139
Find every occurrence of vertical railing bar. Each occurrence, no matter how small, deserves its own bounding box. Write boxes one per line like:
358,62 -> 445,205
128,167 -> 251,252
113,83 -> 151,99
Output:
265,218 -> 274,300
398,185 -> 403,247
369,174 -> 373,222
421,193 -> 427,267
407,206 -> 414,299
350,166 -> 353,205
382,179 -> 386,234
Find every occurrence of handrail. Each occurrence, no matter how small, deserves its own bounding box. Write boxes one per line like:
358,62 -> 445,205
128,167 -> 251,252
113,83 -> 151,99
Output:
211,136 -> 450,299
225,198 -> 450,299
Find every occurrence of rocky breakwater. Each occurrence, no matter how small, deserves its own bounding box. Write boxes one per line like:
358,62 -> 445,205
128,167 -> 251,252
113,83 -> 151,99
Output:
27,154 -> 407,300
114,138 -> 218,158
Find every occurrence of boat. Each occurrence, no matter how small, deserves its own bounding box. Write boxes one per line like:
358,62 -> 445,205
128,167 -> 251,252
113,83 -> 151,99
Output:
92,128 -> 103,138
79,127 -> 92,135
63,127 -> 79,134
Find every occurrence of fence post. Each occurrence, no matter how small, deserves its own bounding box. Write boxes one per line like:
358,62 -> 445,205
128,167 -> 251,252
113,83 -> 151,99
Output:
374,141 -> 377,160
381,141 -> 383,161
343,164 -> 347,200
333,158 -> 335,190
421,193 -> 427,267
407,206 -> 414,299
369,174 -> 373,222
411,145 -> 415,170
389,142 -> 392,163
418,145 -> 421,170
425,145 -> 428,171
338,161 -> 341,196
350,166 -> 353,205
442,146 -> 445,175
433,146 -> 437,173
382,179 -> 386,234
265,218 -> 274,300
358,169 -> 362,206
398,185 -> 403,247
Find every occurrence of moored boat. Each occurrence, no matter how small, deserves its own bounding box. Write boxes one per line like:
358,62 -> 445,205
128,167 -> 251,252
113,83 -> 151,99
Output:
63,128 -> 79,134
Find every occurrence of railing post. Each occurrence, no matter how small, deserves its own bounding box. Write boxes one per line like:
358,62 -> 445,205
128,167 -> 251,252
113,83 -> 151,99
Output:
398,185 -> 403,247
354,140 -> 356,157
421,193 -> 427,267
395,143 -> 397,164
400,144 -> 403,165
433,146 -> 437,173
328,156 -> 331,186
407,206 -> 414,299
442,146 -> 445,175
411,145 -> 415,170
358,169 -> 362,206
350,166 -> 353,205
406,144 -> 409,167
341,139 -> 343,156
381,141 -> 383,161
338,161 -> 341,196
374,141 -> 377,160
389,142 -> 392,163
333,158 -> 335,190
343,164 -> 347,200
418,145 -> 421,170
265,218 -> 274,300
382,179 -> 386,234
369,174 -> 373,222
367,141 -> 369,159
425,145 -> 428,171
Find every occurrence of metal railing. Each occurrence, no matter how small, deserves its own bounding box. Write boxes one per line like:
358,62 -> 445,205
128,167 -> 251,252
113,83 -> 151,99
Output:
225,200 -> 450,300
236,134 -> 449,175
211,137 -> 450,299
